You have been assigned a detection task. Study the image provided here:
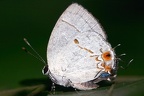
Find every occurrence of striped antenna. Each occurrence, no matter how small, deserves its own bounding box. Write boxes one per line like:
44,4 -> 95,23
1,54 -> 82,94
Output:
22,38 -> 47,65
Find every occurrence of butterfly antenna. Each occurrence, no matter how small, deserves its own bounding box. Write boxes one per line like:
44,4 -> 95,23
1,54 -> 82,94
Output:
112,44 -> 121,50
23,38 -> 47,65
116,53 -> 126,60
119,53 -> 126,57
120,59 -> 133,69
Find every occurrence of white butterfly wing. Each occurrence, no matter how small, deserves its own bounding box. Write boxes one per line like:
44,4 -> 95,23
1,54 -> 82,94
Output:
47,3 -> 112,85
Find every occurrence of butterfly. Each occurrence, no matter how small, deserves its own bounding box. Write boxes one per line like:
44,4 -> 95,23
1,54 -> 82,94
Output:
42,3 -> 118,90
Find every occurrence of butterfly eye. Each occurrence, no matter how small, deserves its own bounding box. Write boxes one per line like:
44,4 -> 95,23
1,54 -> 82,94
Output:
42,65 -> 49,75
102,51 -> 112,61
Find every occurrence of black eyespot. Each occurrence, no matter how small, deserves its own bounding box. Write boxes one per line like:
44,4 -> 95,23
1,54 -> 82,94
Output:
106,53 -> 111,57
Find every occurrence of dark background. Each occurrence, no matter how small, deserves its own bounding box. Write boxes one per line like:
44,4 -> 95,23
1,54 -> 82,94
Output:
0,0 -> 144,91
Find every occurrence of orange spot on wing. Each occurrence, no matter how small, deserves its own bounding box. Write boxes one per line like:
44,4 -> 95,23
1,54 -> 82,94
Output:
102,51 -> 112,61
101,63 -> 111,72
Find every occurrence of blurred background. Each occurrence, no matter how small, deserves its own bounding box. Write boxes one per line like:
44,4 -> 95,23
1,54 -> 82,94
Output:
0,0 -> 144,95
